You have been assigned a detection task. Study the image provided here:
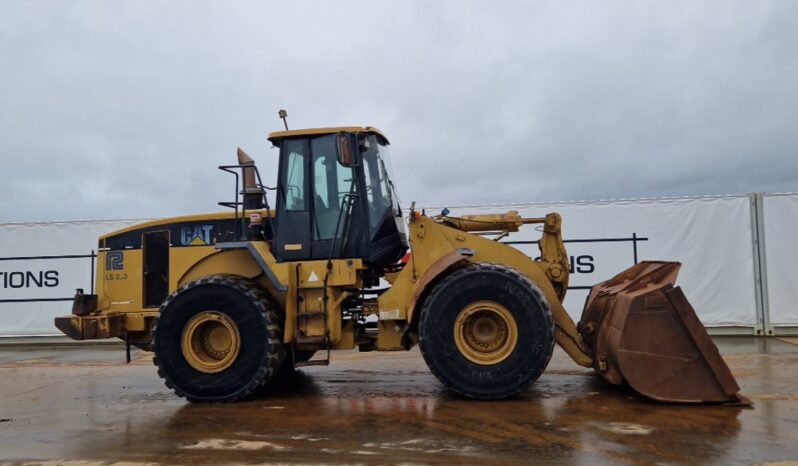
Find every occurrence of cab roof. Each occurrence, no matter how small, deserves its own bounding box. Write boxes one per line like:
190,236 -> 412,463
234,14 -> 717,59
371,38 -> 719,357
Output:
267,126 -> 389,145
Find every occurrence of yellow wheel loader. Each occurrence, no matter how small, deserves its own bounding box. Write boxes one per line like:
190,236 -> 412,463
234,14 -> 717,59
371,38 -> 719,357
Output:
55,124 -> 748,404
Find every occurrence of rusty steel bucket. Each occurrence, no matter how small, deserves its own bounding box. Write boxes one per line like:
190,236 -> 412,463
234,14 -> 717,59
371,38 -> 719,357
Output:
578,261 -> 750,405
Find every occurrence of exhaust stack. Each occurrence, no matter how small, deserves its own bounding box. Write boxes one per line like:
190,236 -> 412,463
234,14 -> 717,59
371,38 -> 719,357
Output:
237,148 -> 263,210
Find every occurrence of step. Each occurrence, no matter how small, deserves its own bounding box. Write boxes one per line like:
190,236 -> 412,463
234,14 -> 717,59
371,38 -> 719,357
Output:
295,335 -> 326,345
294,359 -> 330,367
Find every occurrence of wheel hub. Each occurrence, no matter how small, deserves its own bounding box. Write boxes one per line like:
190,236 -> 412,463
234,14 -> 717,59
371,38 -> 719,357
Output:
181,311 -> 241,373
454,301 -> 518,365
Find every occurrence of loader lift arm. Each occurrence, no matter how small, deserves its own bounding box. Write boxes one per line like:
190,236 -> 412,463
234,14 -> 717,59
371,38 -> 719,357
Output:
435,210 -> 594,367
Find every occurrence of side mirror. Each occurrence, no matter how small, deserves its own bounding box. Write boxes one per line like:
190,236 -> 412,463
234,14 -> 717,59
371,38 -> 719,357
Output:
336,133 -> 357,167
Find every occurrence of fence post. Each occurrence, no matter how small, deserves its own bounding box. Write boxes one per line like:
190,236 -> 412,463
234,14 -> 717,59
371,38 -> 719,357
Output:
749,193 -> 772,336
90,250 -> 96,295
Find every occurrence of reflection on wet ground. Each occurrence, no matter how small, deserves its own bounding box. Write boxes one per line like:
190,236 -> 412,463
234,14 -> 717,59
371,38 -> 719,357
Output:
0,337 -> 796,465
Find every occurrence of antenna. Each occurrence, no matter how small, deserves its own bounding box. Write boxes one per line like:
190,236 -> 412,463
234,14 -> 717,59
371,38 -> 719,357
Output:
278,109 -> 289,130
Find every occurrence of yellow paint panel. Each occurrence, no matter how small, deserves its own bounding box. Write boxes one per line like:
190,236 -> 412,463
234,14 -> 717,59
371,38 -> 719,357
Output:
296,259 -> 363,288
176,249 -> 261,288
98,209 -> 273,240
267,126 -> 389,144
99,249 -> 143,313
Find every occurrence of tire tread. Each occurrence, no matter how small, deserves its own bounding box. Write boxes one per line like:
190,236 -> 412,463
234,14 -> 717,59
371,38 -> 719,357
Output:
418,262 -> 555,399
152,274 -> 283,403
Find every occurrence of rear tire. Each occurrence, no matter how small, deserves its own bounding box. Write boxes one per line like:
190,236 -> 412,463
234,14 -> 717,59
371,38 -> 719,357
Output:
418,263 -> 555,399
152,275 -> 284,402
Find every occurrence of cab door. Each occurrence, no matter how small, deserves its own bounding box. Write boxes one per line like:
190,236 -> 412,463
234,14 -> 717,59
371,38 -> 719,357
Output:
274,139 -> 312,261
142,230 -> 169,307
309,135 -> 363,260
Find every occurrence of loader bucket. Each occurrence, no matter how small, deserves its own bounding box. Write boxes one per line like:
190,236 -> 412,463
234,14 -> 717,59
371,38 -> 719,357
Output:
578,261 -> 749,405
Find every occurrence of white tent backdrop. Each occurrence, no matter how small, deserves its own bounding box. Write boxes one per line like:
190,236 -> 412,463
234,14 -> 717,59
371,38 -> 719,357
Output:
763,193 -> 798,327
0,193 -> 794,338
0,219 -> 146,336
438,195 -> 758,326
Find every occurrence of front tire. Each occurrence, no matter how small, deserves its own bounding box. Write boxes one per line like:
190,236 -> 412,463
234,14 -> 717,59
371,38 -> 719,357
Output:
418,263 -> 555,400
152,275 -> 284,402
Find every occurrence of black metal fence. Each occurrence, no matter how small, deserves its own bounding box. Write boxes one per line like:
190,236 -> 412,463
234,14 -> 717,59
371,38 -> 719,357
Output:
0,251 -> 96,304
503,234 -> 648,290
0,234 -> 648,302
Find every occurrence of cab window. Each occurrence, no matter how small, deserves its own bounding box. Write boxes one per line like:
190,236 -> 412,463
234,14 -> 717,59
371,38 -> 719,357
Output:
282,139 -> 306,211
361,136 -> 396,231
311,135 -> 354,240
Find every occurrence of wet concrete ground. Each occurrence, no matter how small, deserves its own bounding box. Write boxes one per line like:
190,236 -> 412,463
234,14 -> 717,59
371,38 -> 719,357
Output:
0,337 -> 796,465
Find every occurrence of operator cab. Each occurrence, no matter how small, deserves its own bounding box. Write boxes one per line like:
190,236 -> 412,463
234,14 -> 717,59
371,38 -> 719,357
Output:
267,127 -> 408,268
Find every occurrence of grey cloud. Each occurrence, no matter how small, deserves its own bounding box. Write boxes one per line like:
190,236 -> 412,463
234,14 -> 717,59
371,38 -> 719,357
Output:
0,0 -> 796,222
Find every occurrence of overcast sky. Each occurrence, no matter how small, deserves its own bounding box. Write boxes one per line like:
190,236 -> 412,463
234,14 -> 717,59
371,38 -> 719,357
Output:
1,1 -> 796,222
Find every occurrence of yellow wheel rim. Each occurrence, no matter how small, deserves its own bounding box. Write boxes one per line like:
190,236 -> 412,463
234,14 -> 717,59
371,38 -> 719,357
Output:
180,311 -> 241,373
454,301 -> 518,366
